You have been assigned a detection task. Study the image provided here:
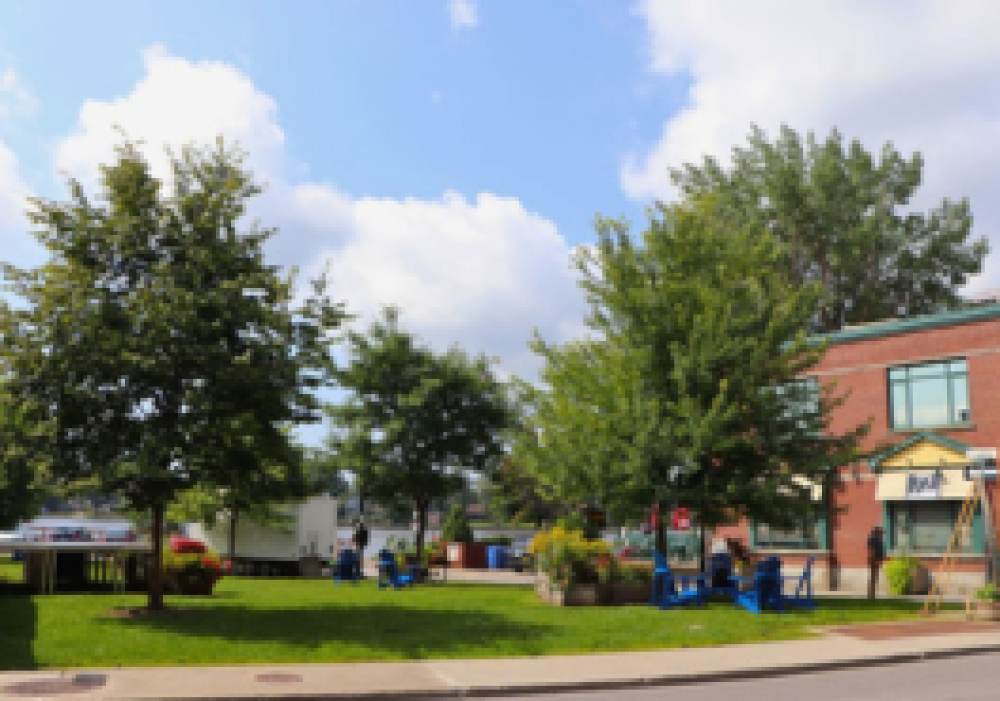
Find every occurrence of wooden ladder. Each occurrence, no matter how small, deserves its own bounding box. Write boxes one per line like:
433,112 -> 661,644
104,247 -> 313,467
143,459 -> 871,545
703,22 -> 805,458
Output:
923,478 -> 980,616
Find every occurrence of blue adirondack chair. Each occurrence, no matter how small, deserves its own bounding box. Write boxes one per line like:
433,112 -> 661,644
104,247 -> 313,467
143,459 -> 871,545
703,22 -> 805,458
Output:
701,553 -> 740,600
780,554 -> 818,610
332,548 -> 361,584
377,550 -> 413,589
650,552 -> 705,609
734,556 -> 784,614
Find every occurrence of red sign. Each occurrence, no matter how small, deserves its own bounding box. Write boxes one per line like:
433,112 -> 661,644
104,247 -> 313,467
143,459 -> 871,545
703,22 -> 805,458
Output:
671,507 -> 691,531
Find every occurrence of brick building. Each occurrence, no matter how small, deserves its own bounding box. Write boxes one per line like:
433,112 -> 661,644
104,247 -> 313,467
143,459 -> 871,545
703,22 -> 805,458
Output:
716,302 -> 1000,594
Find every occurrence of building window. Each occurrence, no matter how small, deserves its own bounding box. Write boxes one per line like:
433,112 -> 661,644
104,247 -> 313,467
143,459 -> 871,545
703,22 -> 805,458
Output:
888,359 -> 970,430
888,501 -> 979,554
754,518 -> 820,550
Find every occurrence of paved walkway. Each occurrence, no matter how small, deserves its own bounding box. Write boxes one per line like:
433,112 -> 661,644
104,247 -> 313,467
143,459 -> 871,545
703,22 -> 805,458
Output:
1,616 -> 998,700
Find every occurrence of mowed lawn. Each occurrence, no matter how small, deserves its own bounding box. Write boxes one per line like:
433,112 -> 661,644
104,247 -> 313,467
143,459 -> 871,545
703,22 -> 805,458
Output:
0,560 -> 935,670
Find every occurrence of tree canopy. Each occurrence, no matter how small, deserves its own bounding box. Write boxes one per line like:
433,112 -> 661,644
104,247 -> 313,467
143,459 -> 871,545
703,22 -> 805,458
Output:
0,139 -> 348,607
326,307 -> 516,565
671,125 -> 988,332
513,198 -> 869,548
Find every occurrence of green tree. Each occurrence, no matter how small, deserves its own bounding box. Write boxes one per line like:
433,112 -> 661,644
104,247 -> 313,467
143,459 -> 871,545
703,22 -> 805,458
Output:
671,125 -> 988,332
514,198 -> 868,556
484,457 -> 564,526
0,139 -> 348,609
326,307 -> 515,569
0,391 -> 50,529
441,502 -> 473,543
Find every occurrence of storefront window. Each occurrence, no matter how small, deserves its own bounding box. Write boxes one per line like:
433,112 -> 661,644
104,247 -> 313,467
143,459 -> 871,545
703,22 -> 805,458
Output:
755,519 -> 820,549
889,501 -> 978,553
888,359 -> 970,430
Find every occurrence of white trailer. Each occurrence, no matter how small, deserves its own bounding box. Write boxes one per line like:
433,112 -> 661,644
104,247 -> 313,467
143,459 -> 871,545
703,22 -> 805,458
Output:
186,494 -> 338,576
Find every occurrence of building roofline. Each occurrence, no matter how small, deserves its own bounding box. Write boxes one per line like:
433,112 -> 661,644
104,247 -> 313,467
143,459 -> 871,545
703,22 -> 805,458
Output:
867,432 -> 972,471
814,303 -> 1000,347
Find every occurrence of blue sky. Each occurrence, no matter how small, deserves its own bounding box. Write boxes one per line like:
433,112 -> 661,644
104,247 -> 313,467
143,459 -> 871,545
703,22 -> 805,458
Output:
2,1 -> 1000,447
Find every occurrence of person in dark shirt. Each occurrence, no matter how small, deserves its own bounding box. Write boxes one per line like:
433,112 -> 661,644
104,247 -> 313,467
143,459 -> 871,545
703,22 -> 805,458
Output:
867,527 -> 886,598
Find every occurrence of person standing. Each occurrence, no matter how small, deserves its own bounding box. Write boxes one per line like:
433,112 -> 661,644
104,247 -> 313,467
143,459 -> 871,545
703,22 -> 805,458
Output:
867,526 -> 885,598
353,518 -> 369,579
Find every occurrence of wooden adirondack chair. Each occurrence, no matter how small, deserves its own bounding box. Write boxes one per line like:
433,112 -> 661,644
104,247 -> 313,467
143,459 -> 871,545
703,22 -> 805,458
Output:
650,552 -> 705,609
734,556 -> 784,614
780,554 -> 818,610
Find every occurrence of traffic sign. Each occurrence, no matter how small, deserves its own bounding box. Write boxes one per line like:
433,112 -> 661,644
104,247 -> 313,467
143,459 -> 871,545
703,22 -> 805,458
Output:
671,507 -> 691,531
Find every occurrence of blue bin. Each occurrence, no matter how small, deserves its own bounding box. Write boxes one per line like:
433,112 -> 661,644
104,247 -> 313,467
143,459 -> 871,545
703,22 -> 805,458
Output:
487,545 -> 508,569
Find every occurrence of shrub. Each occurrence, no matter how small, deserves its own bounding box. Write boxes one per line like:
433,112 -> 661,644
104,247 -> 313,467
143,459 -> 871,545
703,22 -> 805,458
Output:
162,545 -> 228,590
975,582 -> 1000,601
530,526 -> 611,590
884,555 -> 922,595
442,504 -> 474,543
616,562 -> 652,584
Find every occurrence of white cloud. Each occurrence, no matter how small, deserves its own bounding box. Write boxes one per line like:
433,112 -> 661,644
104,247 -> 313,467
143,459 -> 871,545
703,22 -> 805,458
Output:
448,0 -> 478,30
0,68 -> 36,120
55,45 -> 286,192
52,46 -> 585,386
312,191 -> 585,380
0,140 -> 37,266
625,0 -> 1000,293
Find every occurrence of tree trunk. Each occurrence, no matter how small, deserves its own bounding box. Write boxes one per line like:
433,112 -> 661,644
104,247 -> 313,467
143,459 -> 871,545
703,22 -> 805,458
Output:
149,503 -> 165,611
655,519 -> 667,557
228,504 -> 238,564
415,501 -> 428,583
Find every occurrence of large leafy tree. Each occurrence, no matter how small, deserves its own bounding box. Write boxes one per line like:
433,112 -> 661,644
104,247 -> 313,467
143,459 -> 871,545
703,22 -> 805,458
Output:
483,457 -> 566,527
514,198 -> 869,555
0,139 -> 348,609
327,307 -> 516,568
0,390 -> 50,529
671,125 -> 988,332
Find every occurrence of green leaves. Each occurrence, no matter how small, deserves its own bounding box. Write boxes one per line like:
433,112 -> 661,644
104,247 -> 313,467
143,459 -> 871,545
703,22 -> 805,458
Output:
517,196 -> 868,533
326,307 -> 516,558
671,125 -> 987,331
0,137 -> 349,604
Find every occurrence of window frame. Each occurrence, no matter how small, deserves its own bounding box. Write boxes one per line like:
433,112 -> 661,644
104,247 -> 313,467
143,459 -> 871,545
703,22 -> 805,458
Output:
887,358 -> 971,431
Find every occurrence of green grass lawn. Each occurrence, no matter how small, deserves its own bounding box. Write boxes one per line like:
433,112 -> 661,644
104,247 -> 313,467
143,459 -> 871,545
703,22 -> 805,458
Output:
0,573 -> 940,670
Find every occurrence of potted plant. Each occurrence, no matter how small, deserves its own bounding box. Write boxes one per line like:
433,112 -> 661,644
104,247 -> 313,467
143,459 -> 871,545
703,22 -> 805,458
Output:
163,545 -> 228,595
612,561 -> 653,604
885,554 -> 929,595
974,583 -> 1000,621
530,525 -> 612,605
442,504 -> 486,569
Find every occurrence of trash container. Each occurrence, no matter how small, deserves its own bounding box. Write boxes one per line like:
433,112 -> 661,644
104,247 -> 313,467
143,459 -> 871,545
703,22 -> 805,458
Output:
487,545 -> 508,569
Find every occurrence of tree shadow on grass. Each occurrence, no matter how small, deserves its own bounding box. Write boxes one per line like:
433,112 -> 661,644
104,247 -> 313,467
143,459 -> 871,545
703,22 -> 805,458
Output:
111,601 -> 553,659
0,593 -> 38,669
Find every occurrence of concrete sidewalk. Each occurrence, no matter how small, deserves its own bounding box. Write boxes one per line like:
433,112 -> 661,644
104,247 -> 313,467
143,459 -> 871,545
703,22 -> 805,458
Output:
2,618 -> 999,700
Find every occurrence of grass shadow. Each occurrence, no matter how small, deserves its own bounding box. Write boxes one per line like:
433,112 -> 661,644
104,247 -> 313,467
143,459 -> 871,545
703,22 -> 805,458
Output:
111,599 -> 552,659
0,593 -> 38,669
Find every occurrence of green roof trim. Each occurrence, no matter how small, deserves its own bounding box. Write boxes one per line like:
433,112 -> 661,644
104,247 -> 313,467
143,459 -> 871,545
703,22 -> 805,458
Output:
813,303 -> 1000,347
867,432 -> 972,471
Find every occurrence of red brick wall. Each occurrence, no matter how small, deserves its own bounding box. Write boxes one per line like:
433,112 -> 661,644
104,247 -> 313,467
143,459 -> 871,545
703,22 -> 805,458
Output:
717,314 -> 1000,579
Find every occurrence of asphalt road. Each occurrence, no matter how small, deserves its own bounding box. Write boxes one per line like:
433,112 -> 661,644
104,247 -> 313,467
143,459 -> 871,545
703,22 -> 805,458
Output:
512,651 -> 1000,700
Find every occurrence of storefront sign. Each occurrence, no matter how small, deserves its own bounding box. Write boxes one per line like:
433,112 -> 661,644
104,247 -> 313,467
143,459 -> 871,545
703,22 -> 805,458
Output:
906,471 -> 942,500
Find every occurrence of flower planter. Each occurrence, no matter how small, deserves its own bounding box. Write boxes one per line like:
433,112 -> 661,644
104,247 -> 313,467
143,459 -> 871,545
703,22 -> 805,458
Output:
167,575 -> 216,596
536,580 -> 612,606
612,581 -> 652,604
446,542 -> 487,569
975,600 -> 1000,621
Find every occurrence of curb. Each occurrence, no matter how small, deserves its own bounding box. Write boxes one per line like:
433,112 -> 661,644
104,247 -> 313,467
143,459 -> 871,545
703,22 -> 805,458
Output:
132,642 -> 1000,701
